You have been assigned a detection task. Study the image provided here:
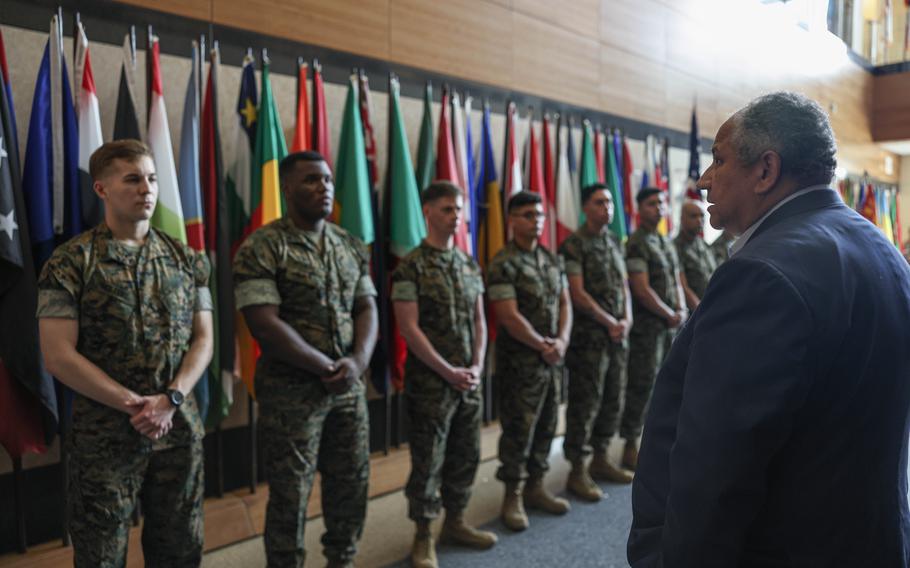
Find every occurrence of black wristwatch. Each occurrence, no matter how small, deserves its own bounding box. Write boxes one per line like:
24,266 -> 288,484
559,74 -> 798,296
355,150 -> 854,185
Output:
166,388 -> 185,407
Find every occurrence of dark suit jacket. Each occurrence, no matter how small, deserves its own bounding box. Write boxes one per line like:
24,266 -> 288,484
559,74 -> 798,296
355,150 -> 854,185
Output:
628,189 -> 910,567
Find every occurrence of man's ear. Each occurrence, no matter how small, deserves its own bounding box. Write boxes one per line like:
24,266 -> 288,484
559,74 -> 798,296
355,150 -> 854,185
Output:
754,150 -> 782,196
93,180 -> 106,199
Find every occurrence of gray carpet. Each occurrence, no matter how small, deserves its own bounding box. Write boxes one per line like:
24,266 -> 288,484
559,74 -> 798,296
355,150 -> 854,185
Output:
385,479 -> 634,568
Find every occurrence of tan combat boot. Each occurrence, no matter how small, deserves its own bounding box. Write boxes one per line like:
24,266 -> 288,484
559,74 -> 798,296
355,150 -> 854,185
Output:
411,521 -> 437,568
589,452 -> 633,484
622,440 -> 639,471
501,481 -> 529,531
524,475 -> 571,515
440,512 -> 498,549
566,460 -> 604,502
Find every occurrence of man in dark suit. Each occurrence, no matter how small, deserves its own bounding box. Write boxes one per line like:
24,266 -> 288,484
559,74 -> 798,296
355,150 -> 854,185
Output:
628,91 -> 910,567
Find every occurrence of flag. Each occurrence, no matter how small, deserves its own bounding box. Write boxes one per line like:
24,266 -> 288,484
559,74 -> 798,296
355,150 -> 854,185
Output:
477,103 -> 504,271
290,60 -> 311,152
657,137 -> 671,235
451,91 -> 473,255
0,51 -> 58,457
311,60 -> 331,168
226,54 -> 257,255
860,183 -> 877,224
358,71 -> 387,393
179,41 -> 205,251
579,120 -> 599,190
465,96 -> 479,256
641,134 -> 655,189
435,87 -> 469,252
113,31 -> 141,142
542,114 -> 557,250
225,54 -> 259,394
503,102 -> 523,197
594,126 -> 606,183
201,45 -> 234,426
621,135 -> 636,232
336,75 -> 373,244
22,15 -> 81,269
385,75 -> 426,390
605,130 -> 627,239
686,106 -> 703,201
176,40 -> 209,421
556,116 -> 580,245
0,28 -> 18,153
476,103 -> 504,340
415,82 -> 435,192
894,191 -> 903,246
74,21 -> 104,228
147,35 -> 186,243
525,118 -> 550,248
251,58 -> 287,231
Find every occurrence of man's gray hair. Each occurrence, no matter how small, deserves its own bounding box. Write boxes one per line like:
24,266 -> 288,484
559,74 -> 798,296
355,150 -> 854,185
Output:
730,92 -> 837,186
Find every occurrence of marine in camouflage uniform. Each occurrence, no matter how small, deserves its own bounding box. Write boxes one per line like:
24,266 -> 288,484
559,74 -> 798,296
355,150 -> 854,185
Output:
37,224 -> 211,568
233,152 -> 377,568
489,240 -> 567,484
394,243 -> 485,519
675,234 -> 717,300
622,188 -> 685,469
561,226 -> 632,476
711,230 -> 736,265
489,192 -> 573,531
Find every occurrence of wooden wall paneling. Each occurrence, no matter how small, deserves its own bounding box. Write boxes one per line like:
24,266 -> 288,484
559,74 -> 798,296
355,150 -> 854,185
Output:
389,0 -> 513,88
599,0 -> 667,68
113,0 -> 210,22
213,0 -> 390,60
872,72 -> 910,142
599,43 -> 665,128
512,0 -> 600,39
663,9 -> 716,87
662,67 -> 718,134
511,12 -> 600,110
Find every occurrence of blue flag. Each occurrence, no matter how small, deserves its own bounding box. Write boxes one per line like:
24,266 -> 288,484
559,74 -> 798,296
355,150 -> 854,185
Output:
22,38 -> 81,270
465,97 -> 478,257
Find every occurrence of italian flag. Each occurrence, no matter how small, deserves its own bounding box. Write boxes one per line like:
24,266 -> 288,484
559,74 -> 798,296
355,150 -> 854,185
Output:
250,58 -> 287,231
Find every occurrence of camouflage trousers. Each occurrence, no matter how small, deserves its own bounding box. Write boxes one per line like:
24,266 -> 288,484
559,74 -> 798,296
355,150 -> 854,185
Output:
564,326 -> 629,462
405,371 -> 482,521
621,321 -> 675,439
257,374 -> 370,568
495,354 -> 561,482
68,436 -> 204,568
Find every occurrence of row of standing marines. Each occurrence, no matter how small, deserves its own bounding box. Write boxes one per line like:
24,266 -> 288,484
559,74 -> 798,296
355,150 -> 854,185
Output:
35,138 -> 731,568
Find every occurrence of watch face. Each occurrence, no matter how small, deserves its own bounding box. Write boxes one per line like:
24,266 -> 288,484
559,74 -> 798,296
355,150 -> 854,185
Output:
169,390 -> 184,406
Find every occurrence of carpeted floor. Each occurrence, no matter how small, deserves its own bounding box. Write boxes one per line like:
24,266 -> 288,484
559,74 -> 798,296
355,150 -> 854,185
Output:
202,436 -> 635,567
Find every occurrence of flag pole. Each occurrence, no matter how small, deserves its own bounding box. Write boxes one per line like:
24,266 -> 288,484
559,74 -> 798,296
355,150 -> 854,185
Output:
13,455 -> 26,552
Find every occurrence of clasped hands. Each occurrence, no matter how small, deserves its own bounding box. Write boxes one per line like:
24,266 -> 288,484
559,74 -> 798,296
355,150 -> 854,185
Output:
124,393 -> 176,441
443,364 -> 482,392
321,356 -> 365,395
538,336 -> 567,365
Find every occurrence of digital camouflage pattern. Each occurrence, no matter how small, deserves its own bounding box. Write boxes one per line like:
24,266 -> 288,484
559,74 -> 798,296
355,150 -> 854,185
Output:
711,232 -> 736,266
68,440 -> 204,568
391,242 -> 485,520
624,227 -> 681,439
36,224 -> 211,567
233,218 -> 375,567
560,228 -> 630,462
487,242 -> 567,482
675,234 -> 717,299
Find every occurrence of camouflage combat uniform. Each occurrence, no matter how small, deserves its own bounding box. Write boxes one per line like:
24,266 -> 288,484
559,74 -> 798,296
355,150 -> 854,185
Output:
391,241 -> 485,521
560,228 -> 630,463
36,224 -> 211,568
674,234 -> 717,299
233,218 -> 375,568
488,241 -> 567,482
622,227 -> 680,440
710,232 -> 735,265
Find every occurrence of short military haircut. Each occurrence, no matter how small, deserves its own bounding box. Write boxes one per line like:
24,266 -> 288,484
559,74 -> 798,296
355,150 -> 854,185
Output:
581,183 -> 611,205
636,186 -> 663,204
421,180 -> 463,205
279,150 -> 327,182
730,91 -> 837,186
89,139 -> 153,180
508,190 -> 542,213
